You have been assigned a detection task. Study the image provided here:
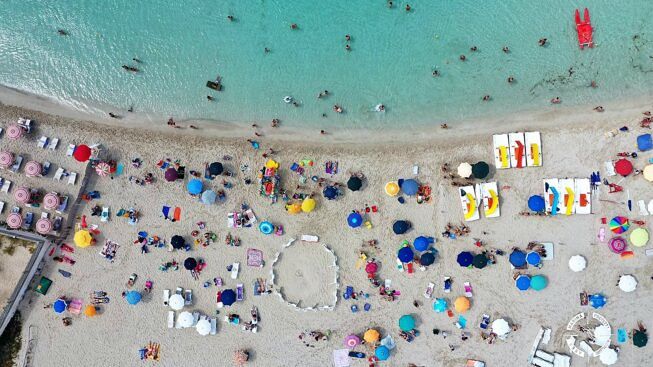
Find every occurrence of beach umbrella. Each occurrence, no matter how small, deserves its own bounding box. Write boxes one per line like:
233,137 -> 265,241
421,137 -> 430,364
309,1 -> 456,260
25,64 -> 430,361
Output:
530,275 -> 548,291
365,262 -> 378,274
608,237 -> 627,254
73,144 -> 92,162
24,161 -> 41,177
413,236 -> 432,252
125,290 -> 142,305
178,311 -> 194,328
397,247 -> 414,263
594,325 -> 611,346
472,253 -> 488,269
35,218 -> 52,234
53,299 -> 67,314
472,161 -> 490,179
491,319 -> 510,336
568,255 -> 587,272
208,162 -> 223,176
526,251 -> 541,266
221,289 -> 236,306
169,294 -> 184,310
184,257 -> 197,270
265,159 -> 279,169
95,162 -> 110,177
454,297 -> 470,313
43,193 -> 60,210
399,314 -> 415,331
187,179 -> 203,195
301,198 -> 316,213
457,251 -> 473,267
0,151 -> 14,168
400,179 -> 419,196
196,318 -> 211,336
171,235 -> 185,249
347,176 -> 362,191
515,275 -> 531,291
259,221 -> 274,234
599,348 -> 618,365
633,330 -> 648,347
6,213 -> 23,229
233,350 -> 250,366
74,230 -> 93,248
84,305 -> 97,317
347,212 -> 363,228
638,133 -> 653,151
200,190 -> 217,204
457,162 -> 472,178
385,182 -> 400,196
164,168 -> 178,182
509,250 -> 526,267
614,158 -> 633,176
528,195 -> 545,212
7,124 -> 23,140
609,216 -> 630,234
630,228 -> 649,247
363,329 -> 380,344
14,187 -> 30,204
589,294 -> 607,309
618,274 -> 637,292
375,346 -> 390,361
433,298 -> 447,313
286,202 -> 301,214
420,252 -> 435,266
323,186 -> 338,200
392,220 -> 410,234
644,165 -> 653,182
344,334 -> 361,349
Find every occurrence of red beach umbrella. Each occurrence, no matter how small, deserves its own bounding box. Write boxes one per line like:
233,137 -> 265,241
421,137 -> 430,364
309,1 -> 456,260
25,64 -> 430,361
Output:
36,218 -> 52,234
365,262 -> 379,274
614,159 -> 633,176
73,145 -> 92,162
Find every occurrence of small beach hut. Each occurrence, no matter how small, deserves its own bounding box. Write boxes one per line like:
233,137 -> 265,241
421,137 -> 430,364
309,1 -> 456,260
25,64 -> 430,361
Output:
196,319 -> 211,336
456,251 -> 473,267
363,329 -> 380,344
530,275 -> 548,291
472,253 -> 488,269
201,190 -> 217,204
84,305 -> 97,317
375,346 -> 390,361
528,195 -> 545,212
187,179 -> 203,195
208,162 -> 223,176
392,220 -> 410,234
169,294 -> 184,311
171,235 -> 185,249
400,179 -> 419,196
347,176 -> 362,192
515,275 -> 531,291
344,334 -> 360,349
419,252 -> 435,266
633,330 -> 648,348
125,290 -> 142,305
454,297 -> 470,313
589,294 -> 606,309
413,236 -> 432,252
53,299 -> 67,314
178,311 -> 194,328
347,213 -> 363,228
433,298 -> 447,313
184,257 -> 197,271
618,275 -> 637,293
568,255 -> 587,272
457,163 -> 472,178
491,319 -> 510,337
323,186 -> 338,200
472,161 -> 490,179
221,289 -> 236,306
599,348 -> 618,365
74,230 -> 93,248
509,250 -> 526,267
301,198 -> 316,213
385,182 -> 400,196
73,145 -> 92,162
164,168 -> 178,182
398,314 -> 415,331
397,247 -> 414,263
630,228 -> 649,247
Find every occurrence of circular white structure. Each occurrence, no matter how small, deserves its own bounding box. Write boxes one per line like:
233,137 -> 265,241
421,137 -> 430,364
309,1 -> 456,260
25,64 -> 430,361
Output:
568,255 -> 587,272
599,348 -> 618,365
618,274 -> 637,293
196,319 -> 211,336
169,294 -> 184,310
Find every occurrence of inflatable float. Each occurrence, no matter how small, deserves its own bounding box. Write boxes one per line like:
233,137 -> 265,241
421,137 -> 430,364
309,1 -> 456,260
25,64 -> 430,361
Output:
575,8 -> 593,49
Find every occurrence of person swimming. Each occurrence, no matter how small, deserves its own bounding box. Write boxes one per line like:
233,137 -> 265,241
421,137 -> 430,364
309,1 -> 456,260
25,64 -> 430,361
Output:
108,112 -> 119,118
207,95 -> 215,101
432,70 -> 440,77
345,34 -> 351,41
470,46 -> 478,52
482,95 -> 491,101
550,97 -> 561,104
57,29 -> 68,36
227,15 -> 234,21
538,38 -> 548,46
387,1 -> 393,8
345,44 -> 351,51
459,55 -> 466,61
502,46 -> 510,53
122,65 -> 139,72
333,105 -> 343,113
405,4 -> 411,11
507,76 -> 515,84
317,90 -> 329,99
291,23 -> 298,30
375,104 -> 385,112
264,47 -> 270,53
594,106 -> 604,112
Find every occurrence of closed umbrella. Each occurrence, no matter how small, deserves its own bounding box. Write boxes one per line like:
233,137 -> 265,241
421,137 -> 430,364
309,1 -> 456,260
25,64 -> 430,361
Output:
528,195 -> 545,212
184,257 -> 197,270
433,298 -> 447,313
25,161 -> 41,177
375,346 -> 390,361
385,182 -> 400,196
323,186 -> 338,200
633,330 -> 648,347
35,218 -> 52,234
178,311 -> 194,328
169,294 -> 184,310
599,348 -> 618,365
618,275 -> 637,292
630,228 -> 649,247
208,162 -> 223,176
509,250 -> 526,267
164,168 -> 178,182
221,289 -> 236,306
420,252 -> 435,266
347,176 -> 362,191
0,151 -> 14,168
398,314 -> 415,331
609,216 -> 630,234
413,236 -> 432,252
526,251 -> 541,266
43,193 -> 60,210
7,124 -> 23,140
614,159 -> 633,176
457,163 -> 472,178
364,329 -> 380,344
187,179 -> 203,195
14,187 -> 30,204
515,275 -> 531,291
457,251 -> 473,267
589,294 -> 607,309
196,318 -> 211,336
301,198 -> 316,213
472,253 -> 488,269
95,162 -> 110,177
397,247 -> 414,263
400,179 -> 419,195
74,230 -> 93,248
6,213 -> 22,229
125,291 -> 142,305
568,255 -> 586,272
454,297 -> 470,313
608,236 -> 627,253
347,213 -> 363,228
472,161 -> 490,179
530,275 -> 548,291
171,235 -> 185,249
53,299 -> 67,314
644,165 -> 653,182
392,220 -> 410,234
200,190 -> 217,204
491,319 -> 510,336
344,334 -> 361,349
73,145 -> 92,162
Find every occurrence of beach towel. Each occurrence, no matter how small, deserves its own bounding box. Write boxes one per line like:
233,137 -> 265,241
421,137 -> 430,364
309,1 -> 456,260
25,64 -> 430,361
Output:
333,349 -> 351,367
162,206 -> 170,220
247,248 -> 263,267
173,207 -> 181,221
115,163 -> 124,176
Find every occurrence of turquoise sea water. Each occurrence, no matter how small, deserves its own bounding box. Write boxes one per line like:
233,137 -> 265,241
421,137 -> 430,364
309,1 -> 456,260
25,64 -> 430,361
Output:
1,1 -> 653,128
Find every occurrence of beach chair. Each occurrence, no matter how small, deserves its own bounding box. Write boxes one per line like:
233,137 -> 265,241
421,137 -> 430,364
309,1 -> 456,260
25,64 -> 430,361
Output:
48,138 -> 59,150
175,287 -> 183,296
210,318 -> 217,335
53,167 -> 64,181
574,178 -> 591,214
42,161 -> 51,176
558,178 -> 575,216
493,134 -> 511,169
66,144 -> 75,156
423,282 -> 434,299
231,262 -> 240,279
443,276 -> 452,293
40,212 -> 49,220
101,207 -> 109,222
53,216 -> 63,231
525,132 -> 543,167
508,132 -> 526,168
301,234 -> 319,242
0,201 -> 4,214
192,311 -> 199,326
37,136 -> 48,148
56,196 -> 68,214
18,118 -> 32,133
466,360 -> 485,367
480,182 -> 500,218
163,289 -> 170,306
236,284 -> 244,301
464,282 -> 473,297
22,212 -> 34,230
10,155 -> 23,172
459,185 -> 480,221
184,289 -> 192,305
0,180 -> 10,193
543,179 -> 560,215
167,311 -> 174,329
68,172 -> 77,185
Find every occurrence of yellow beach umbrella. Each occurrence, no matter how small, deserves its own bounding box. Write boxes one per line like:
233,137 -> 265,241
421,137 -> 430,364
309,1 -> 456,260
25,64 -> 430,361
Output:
74,230 -> 93,248
364,329 -> 380,343
265,159 -> 279,169
630,227 -> 649,247
644,165 -> 653,182
84,305 -> 97,317
286,203 -> 302,215
454,296 -> 470,313
385,182 -> 400,197
301,198 -> 316,213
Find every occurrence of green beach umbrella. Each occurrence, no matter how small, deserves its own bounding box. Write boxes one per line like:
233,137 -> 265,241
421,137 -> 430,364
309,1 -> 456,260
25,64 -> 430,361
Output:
530,275 -> 548,291
398,314 -> 415,331
630,228 -> 649,247
633,330 -> 648,347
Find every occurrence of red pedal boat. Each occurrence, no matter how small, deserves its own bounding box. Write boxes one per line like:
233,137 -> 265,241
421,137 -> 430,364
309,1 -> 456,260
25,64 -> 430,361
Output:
575,8 -> 593,49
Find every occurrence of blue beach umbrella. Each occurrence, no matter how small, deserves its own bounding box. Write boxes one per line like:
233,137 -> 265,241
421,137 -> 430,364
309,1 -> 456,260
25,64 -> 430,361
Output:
413,236 -> 433,252
323,186 -> 338,200
589,294 -> 607,309
259,221 -> 274,235
397,247 -> 414,263
433,298 -> 447,313
187,179 -> 203,195
200,190 -> 217,204
392,220 -> 410,235
398,314 -> 415,331
457,251 -> 473,267
375,345 -> 390,361
419,252 -> 435,266
126,291 -> 142,305
401,179 -> 419,196
53,299 -> 67,314
347,212 -> 363,228
526,251 -> 541,266
509,250 -> 526,267
221,289 -> 236,306
528,195 -> 545,212
515,275 -> 531,291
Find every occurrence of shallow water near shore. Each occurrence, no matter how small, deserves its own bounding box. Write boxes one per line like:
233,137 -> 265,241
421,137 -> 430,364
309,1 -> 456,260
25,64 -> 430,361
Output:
1,0 -> 653,128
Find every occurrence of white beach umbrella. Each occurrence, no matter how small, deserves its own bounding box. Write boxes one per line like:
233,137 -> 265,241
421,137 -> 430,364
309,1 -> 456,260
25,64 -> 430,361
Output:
599,347 -> 618,365
618,275 -> 637,293
568,255 -> 587,272
169,294 -> 184,311
491,318 -> 510,336
178,311 -> 194,328
457,162 -> 472,178
593,325 -> 612,346
196,319 -> 211,336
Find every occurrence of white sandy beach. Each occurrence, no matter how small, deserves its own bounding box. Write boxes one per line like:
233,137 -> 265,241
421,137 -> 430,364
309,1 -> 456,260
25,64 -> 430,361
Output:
1,96 -> 652,367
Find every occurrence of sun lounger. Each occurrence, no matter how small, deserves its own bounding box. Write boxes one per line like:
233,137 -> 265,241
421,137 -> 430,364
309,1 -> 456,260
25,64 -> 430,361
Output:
574,178 -> 591,214
541,328 -> 551,344
637,200 -> 649,216
53,216 -> 62,231
210,318 -> 217,335
10,155 -> 23,172
47,138 -> 59,150
236,284 -> 244,301
37,136 -> 48,148
493,134 -> 511,169
0,128 -> 3,137
480,182 -> 500,218
18,118 -> 32,133
163,289 -> 170,306
558,178 -> 575,216
0,201 -> 4,214
231,262 -> 240,279
459,185 -> 480,221
423,282 -> 434,299
525,131 -> 542,167
464,282 -> 473,297
68,172 -> 77,185
175,287 -> 183,296
184,289 -> 192,305
508,132 -> 526,168
56,196 -> 68,214
466,361 -> 485,367
553,353 -> 570,367
479,314 -> 490,329
301,235 -> 319,242
646,248 -> 653,257
40,212 -> 49,219
543,179 -> 560,215
66,144 -> 75,156
1,180 -> 11,193
101,207 -> 109,222
22,212 -> 34,230
53,167 -> 64,181
42,161 -> 51,176
167,311 -> 174,328
603,161 -> 616,176
192,311 -> 199,326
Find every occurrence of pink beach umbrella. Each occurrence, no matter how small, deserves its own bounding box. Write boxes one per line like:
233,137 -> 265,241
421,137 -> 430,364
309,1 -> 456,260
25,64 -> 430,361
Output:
0,151 -> 14,168
608,236 -> 627,254
14,187 -> 31,204
6,124 -> 23,140
95,162 -> 110,177
35,218 -> 52,234
43,193 -> 60,210
6,213 -> 23,229
365,262 -> 379,274
344,334 -> 361,349
24,161 -> 42,177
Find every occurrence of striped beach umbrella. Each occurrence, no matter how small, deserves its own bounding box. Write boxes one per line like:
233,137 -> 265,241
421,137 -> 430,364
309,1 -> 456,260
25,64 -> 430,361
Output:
6,213 -> 23,229
0,151 -> 14,168
24,161 -> 41,177
609,216 -> 630,234
14,187 -> 30,204
95,162 -> 110,177
35,218 -> 52,234
608,237 -> 627,254
43,193 -> 60,210
6,124 -> 23,140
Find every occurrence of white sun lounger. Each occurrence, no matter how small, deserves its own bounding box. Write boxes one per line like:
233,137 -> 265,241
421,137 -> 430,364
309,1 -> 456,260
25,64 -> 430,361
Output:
543,179 -> 560,215
574,178 -> 591,214
492,134 -> 511,169
459,185 -> 480,222
0,180 -> 11,193
10,155 -> 23,172
37,136 -> 48,148
0,201 -> 4,214
163,289 -> 170,306
192,311 -> 200,326
301,235 -> 319,242
53,167 -> 64,181
508,132 -> 526,169
66,144 -> 75,157
231,262 -> 240,279
210,318 -> 217,335
480,182 -> 500,218
48,138 -> 59,150
67,172 -> 77,185
525,131 -> 542,167
558,178 -> 575,216
167,311 -> 175,329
